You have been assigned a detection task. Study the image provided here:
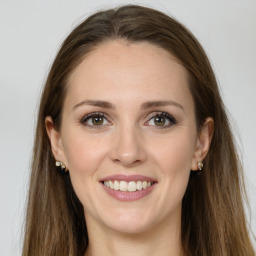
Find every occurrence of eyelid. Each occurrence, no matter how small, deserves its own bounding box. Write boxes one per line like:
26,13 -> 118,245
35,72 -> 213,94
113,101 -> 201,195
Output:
80,112 -> 111,128
79,111 -> 176,129
80,112 -> 105,122
144,111 -> 176,128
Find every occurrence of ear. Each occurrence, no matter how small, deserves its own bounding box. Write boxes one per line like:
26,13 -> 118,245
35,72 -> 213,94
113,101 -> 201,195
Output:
191,117 -> 214,170
45,116 -> 67,166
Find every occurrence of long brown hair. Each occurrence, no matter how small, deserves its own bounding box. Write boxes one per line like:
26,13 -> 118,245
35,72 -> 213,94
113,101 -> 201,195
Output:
22,5 -> 255,256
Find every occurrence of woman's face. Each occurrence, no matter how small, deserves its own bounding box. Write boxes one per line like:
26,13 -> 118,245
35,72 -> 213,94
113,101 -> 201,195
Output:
48,40 -> 211,234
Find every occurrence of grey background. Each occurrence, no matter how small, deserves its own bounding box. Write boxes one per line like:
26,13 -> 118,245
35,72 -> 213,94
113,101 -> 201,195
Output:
0,0 -> 255,254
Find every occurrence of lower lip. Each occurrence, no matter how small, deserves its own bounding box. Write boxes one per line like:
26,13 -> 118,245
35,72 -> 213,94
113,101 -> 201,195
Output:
101,183 -> 156,201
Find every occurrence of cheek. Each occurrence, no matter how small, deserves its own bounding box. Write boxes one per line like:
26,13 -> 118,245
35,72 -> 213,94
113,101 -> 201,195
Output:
151,132 -> 196,174
62,130 -> 108,175
151,134 -> 194,213
61,131 -> 109,206
151,131 -> 195,198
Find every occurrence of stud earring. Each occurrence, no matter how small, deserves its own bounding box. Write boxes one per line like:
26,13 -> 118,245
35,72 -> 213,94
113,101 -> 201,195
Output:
56,160 -> 68,173
198,161 -> 204,171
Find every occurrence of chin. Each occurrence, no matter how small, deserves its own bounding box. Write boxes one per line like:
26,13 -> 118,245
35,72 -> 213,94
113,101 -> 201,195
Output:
108,220 -> 151,234
100,209 -> 156,234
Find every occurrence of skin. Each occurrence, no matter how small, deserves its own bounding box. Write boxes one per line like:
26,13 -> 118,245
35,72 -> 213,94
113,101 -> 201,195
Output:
46,40 -> 213,256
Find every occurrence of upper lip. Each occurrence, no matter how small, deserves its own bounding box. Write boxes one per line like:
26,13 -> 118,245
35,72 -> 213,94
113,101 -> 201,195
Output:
99,174 -> 157,182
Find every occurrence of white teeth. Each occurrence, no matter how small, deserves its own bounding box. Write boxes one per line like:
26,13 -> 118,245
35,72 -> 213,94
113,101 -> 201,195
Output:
128,181 -> 137,192
113,180 -> 119,190
103,180 -> 154,191
136,181 -> 142,191
109,181 -> 114,189
142,181 -> 147,189
120,181 -> 128,191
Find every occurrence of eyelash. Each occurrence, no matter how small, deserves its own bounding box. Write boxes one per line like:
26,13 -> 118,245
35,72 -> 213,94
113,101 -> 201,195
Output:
80,111 -> 176,129
80,112 -> 110,129
145,112 -> 177,129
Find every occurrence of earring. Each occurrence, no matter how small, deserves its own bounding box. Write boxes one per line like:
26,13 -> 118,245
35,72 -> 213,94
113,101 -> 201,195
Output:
198,161 -> 204,171
56,160 -> 68,173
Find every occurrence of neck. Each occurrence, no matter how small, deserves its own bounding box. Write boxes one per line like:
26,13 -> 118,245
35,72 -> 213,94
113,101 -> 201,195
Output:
84,212 -> 183,256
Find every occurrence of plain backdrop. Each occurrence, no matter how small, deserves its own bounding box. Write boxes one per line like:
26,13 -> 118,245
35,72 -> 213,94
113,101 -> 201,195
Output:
0,0 -> 255,255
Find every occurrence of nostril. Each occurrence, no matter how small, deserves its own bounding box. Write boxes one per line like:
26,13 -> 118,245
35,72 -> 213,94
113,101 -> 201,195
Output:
113,158 -> 142,167
109,139 -> 147,166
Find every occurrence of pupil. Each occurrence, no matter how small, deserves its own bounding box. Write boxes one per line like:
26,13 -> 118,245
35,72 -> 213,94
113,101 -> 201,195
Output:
92,116 -> 103,125
154,116 -> 165,126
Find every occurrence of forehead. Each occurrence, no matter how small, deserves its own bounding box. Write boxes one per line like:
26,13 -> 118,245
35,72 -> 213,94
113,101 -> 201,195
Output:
65,40 -> 193,110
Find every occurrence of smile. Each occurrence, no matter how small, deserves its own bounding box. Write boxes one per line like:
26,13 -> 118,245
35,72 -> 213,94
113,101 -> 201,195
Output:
100,175 -> 157,201
103,180 -> 154,192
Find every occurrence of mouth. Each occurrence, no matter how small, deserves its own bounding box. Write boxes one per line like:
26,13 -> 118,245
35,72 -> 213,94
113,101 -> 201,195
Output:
102,180 -> 155,192
99,175 -> 157,201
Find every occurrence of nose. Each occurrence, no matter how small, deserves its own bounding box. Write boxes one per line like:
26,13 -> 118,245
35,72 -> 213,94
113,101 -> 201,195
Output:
109,125 -> 147,167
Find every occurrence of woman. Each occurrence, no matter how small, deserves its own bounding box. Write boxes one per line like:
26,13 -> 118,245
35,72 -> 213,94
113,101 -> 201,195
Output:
22,4 -> 255,256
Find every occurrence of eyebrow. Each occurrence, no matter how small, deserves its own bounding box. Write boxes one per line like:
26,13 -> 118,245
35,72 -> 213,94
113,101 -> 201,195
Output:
73,100 -> 115,110
72,100 -> 184,111
141,100 -> 184,111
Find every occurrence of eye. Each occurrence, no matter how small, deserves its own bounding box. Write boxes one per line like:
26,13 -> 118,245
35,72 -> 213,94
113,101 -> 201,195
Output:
80,112 -> 110,128
145,112 -> 176,128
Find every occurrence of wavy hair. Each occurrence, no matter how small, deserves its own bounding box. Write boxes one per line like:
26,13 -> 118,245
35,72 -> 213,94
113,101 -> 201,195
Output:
22,5 -> 255,256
